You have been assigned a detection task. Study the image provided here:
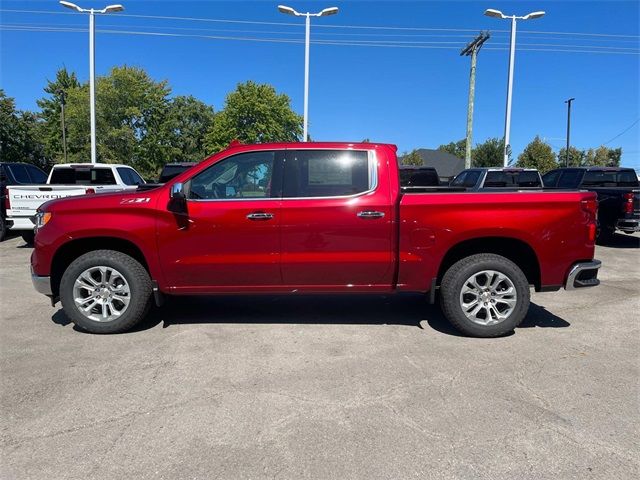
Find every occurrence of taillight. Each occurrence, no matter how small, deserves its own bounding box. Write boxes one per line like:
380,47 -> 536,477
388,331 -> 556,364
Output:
86,188 -> 96,194
581,197 -> 598,243
622,192 -> 634,214
3,188 -> 9,210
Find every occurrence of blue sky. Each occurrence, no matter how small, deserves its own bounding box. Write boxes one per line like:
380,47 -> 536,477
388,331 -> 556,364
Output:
1,1 -> 639,169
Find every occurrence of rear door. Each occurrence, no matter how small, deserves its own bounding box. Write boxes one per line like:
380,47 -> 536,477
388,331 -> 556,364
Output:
279,149 -> 394,290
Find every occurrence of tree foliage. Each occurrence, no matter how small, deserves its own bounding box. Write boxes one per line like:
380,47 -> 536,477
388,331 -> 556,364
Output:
516,136 -> 557,173
0,90 -> 47,168
472,138 -> 504,168
204,81 -> 302,153
400,149 -> 423,166
438,139 -> 466,160
557,146 -> 585,167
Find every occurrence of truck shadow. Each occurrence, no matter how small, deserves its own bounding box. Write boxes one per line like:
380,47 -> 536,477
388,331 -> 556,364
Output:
598,232 -> 639,249
52,294 -> 570,337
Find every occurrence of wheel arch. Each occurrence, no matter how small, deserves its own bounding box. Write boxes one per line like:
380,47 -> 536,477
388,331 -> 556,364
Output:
436,236 -> 541,290
50,236 -> 151,297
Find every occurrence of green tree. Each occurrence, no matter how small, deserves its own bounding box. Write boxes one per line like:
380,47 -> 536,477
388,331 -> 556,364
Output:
204,81 -> 302,152
0,90 -> 47,168
583,146 -> 621,167
400,149 -> 423,166
165,95 -> 215,162
472,138 -> 504,167
516,136 -> 557,173
36,67 -> 80,163
62,66 -> 174,177
438,139 -> 466,159
557,146 -> 585,167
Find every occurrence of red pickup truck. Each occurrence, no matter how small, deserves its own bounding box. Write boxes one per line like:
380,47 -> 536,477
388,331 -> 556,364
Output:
31,142 -> 601,337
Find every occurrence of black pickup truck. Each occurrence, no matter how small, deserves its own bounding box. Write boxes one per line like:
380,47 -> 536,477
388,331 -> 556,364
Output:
542,167 -> 640,240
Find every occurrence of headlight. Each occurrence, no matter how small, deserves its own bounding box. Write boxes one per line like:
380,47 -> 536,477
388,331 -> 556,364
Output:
35,211 -> 52,229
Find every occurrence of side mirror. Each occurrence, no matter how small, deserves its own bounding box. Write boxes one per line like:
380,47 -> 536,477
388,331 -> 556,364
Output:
168,182 -> 187,214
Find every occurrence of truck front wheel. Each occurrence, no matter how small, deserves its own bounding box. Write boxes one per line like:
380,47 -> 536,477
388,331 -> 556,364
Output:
59,250 -> 152,334
440,253 -> 530,338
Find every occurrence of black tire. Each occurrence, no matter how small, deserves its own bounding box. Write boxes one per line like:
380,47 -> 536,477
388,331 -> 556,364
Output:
20,230 -> 35,246
440,253 -> 530,338
0,216 -> 6,242
596,226 -> 615,245
60,250 -> 152,334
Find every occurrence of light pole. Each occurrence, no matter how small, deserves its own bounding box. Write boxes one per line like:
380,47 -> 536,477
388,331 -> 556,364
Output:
565,97 -> 575,167
59,1 -> 124,164
484,8 -> 545,166
58,89 -> 68,163
278,5 -> 338,142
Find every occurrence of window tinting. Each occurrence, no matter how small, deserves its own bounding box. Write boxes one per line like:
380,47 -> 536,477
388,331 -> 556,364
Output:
49,167 -> 117,185
400,168 -> 439,187
557,170 -> 583,188
462,170 -> 481,187
582,170 -> 639,187
515,171 -> 542,187
284,150 -> 370,198
7,165 -> 31,183
542,170 -> 561,187
117,167 -> 144,186
189,151 -> 275,200
26,165 -> 48,183
159,164 -> 194,183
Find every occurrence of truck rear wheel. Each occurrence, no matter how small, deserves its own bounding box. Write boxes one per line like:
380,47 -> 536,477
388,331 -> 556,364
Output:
440,253 -> 530,338
20,230 -> 35,246
59,250 -> 152,334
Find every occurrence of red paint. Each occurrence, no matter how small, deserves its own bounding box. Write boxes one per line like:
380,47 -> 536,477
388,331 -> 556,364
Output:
32,142 -> 597,296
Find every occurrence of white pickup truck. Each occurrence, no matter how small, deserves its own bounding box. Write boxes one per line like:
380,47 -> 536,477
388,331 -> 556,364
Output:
6,163 -> 145,243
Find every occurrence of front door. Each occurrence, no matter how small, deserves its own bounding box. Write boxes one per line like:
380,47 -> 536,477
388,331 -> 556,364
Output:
157,150 -> 283,292
279,149 -> 394,290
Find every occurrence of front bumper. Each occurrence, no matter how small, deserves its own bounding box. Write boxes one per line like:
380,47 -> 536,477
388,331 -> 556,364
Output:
616,219 -> 640,233
564,260 -> 601,290
31,267 -> 52,296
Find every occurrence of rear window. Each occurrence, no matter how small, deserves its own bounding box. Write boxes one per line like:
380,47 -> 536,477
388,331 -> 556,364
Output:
558,170 -> 583,188
283,150 -> 370,198
49,167 -> 117,185
400,168 -> 439,187
484,171 -> 541,188
581,170 -> 639,188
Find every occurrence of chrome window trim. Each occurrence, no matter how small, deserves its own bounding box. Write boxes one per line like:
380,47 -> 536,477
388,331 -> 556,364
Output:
187,148 -> 378,203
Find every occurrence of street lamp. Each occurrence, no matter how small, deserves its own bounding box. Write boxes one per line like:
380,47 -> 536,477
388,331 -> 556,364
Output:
565,97 -> 575,167
484,8 -> 545,166
59,1 -> 124,164
278,4 -> 338,142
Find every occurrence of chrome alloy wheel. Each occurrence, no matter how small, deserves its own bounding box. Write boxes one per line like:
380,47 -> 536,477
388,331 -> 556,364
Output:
459,270 -> 517,326
72,266 -> 131,322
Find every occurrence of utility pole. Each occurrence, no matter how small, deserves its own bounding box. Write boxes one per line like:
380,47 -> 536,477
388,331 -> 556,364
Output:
460,31 -> 490,169
565,97 -> 575,167
58,90 -> 68,163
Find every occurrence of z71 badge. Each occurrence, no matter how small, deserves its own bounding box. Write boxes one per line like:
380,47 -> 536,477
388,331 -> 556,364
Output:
120,197 -> 150,205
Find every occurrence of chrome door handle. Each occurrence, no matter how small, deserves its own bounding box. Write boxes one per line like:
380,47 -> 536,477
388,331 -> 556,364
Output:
357,210 -> 385,219
246,212 -> 274,220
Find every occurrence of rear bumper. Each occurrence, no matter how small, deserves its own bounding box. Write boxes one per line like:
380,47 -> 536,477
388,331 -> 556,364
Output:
31,266 -> 52,296
564,260 -> 601,290
8,216 -> 35,231
616,219 -> 640,233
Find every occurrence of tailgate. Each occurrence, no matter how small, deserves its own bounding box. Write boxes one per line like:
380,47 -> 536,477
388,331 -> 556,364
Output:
7,185 -> 89,216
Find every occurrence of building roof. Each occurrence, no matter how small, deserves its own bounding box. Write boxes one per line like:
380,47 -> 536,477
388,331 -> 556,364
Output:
401,149 -> 465,178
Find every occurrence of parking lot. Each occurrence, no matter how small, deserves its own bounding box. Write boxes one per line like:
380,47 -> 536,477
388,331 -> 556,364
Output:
0,233 -> 638,480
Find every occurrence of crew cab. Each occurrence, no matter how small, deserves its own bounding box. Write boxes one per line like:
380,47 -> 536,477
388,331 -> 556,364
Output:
451,168 -> 543,190
31,142 -> 601,337
542,167 -> 640,240
6,163 -> 145,244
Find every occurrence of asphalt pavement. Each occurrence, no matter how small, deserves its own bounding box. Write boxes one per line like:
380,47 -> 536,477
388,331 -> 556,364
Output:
1,233 -> 638,480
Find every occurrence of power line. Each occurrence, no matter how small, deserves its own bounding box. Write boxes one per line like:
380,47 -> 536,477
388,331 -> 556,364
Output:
1,8 -> 638,39
602,119 -> 640,145
2,25 -> 638,55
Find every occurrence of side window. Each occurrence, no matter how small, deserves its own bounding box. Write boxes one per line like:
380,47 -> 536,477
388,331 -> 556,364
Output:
558,170 -> 583,188
542,170 -> 560,187
451,172 -> 467,187
189,151 -> 275,200
283,150 -> 370,198
462,170 -> 481,187
26,165 -> 48,183
7,165 -> 30,183
117,167 -> 144,186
